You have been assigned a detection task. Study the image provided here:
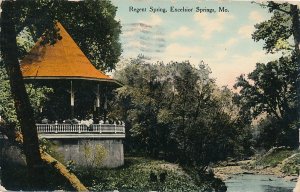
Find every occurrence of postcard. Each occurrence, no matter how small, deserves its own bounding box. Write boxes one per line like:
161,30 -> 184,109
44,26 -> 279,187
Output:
0,0 -> 299,191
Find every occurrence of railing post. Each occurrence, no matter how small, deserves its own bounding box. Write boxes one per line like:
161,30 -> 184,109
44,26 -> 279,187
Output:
114,124 -> 116,133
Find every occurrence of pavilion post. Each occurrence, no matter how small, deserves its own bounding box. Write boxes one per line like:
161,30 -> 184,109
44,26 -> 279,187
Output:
70,80 -> 75,119
104,88 -> 108,123
95,84 -> 100,124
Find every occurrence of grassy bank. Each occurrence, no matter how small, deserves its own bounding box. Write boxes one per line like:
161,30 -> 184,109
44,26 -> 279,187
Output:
214,147 -> 300,182
253,147 -> 296,168
76,157 -> 204,191
251,147 -> 300,176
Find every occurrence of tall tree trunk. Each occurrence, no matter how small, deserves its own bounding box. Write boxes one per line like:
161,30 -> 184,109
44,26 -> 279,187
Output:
290,5 -> 300,148
1,1 -> 45,188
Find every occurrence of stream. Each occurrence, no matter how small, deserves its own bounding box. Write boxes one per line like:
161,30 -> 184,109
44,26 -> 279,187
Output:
225,174 -> 296,192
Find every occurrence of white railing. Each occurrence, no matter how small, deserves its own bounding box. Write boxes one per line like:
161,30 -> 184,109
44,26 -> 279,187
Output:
36,124 -> 125,134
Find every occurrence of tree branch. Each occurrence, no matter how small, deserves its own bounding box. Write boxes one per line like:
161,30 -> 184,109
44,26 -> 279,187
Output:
251,1 -> 291,14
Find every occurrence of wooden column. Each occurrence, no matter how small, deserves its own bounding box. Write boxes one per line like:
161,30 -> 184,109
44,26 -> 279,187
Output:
70,80 -> 75,119
94,84 -> 100,124
103,87 -> 108,123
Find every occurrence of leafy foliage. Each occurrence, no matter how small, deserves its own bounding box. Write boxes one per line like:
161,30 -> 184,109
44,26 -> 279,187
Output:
0,68 -> 17,124
235,2 -> 300,149
234,56 -> 297,120
235,56 -> 298,148
253,9 -> 292,53
77,157 -> 204,192
111,57 -> 252,167
53,0 -> 122,71
252,2 -> 299,54
0,68 -> 53,125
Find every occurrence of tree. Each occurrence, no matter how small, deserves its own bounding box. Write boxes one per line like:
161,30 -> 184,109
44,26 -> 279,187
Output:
235,57 -> 297,121
48,0 -> 122,71
0,68 -> 52,126
234,56 -> 298,147
252,2 -> 300,134
112,57 -> 252,167
257,2 -> 299,53
0,0 -> 121,189
1,2 -> 44,187
112,57 -> 169,157
234,2 -> 300,148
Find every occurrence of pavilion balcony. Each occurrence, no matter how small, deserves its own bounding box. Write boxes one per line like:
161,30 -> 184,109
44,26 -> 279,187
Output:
36,123 -> 125,139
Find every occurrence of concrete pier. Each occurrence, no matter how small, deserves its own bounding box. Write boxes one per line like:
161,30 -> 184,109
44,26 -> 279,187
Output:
1,123 -> 125,168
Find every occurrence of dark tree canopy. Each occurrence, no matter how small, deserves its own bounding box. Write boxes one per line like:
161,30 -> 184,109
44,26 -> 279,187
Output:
234,56 -> 297,121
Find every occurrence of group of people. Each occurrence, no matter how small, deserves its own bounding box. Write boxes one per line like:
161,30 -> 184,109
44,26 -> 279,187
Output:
40,117 -> 124,126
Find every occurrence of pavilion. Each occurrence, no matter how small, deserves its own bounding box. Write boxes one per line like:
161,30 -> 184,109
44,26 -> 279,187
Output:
20,22 -> 124,138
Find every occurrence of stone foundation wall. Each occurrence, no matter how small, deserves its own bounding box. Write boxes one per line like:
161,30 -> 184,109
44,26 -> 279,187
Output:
0,138 -> 124,168
51,138 -> 124,168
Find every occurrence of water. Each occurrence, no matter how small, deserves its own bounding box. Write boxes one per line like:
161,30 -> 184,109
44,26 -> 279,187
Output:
225,174 -> 296,192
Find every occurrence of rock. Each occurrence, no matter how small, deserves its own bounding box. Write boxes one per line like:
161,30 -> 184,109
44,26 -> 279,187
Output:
227,162 -> 238,166
242,171 -> 254,175
290,177 -> 298,182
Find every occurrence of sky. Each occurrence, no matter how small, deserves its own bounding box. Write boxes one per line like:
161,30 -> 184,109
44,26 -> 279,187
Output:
110,0 -> 290,89
0,0 -> 297,89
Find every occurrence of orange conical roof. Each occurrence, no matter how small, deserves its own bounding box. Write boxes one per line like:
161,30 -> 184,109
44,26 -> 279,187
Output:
20,22 -> 119,85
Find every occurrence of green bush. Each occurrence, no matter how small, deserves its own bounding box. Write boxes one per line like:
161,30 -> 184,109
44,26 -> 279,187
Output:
76,157 -> 205,191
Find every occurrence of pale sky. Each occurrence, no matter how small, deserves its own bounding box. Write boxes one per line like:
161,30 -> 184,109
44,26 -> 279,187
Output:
1,0 -> 298,88
110,0 -> 288,88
